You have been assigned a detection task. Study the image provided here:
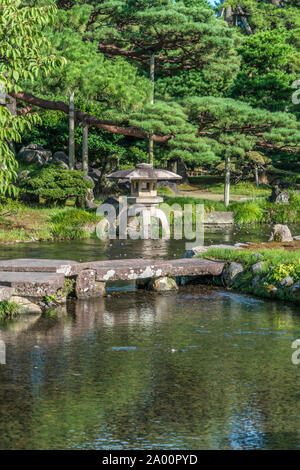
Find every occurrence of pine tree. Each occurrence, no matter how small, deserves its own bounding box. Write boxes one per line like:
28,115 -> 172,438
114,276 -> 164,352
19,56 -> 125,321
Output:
82,0 -> 240,162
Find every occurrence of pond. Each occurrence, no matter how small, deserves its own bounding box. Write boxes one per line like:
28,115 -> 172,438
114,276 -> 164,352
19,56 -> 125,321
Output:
0,225 -> 299,450
1,223 -> 299,262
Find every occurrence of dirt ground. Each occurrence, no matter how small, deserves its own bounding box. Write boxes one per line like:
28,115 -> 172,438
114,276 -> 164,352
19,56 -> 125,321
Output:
244,240 -> 300,252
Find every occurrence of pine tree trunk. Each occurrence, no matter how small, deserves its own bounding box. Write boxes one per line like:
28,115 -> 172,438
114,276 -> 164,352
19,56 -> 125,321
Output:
224,155 -> 231,207
69,90 -> 75,170
259,170 -> 268,185
148,53 -> 155,166
255,166 -> 259,186
82,122 -> 89,175
236,5 -> 253,35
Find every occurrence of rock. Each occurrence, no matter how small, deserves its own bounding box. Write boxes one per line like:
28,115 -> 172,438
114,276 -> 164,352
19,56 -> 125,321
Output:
9,296 -> 42,315
117,180 -> 131,194
18,144 -> 52,166
48,151 -> 69,169
52,151 -> 68,163
251,261 -> 265,275
279,276 -> 294,288
251,275 -> 261,288
17,170 -> 30,181
268,224 -> 293,242
148,276 -> 178,292
289,280 -> 300,300
269,181 -> 291,204
204,211 -> 234,225
83,175 -> 95,187
252,253 -> 264,261
88,169 -> 101,183
222,262 -> 244,287
293,235 -> 300,241
0,286 -> 15,301
268,285 -> 278,296
157,180 -> 179,194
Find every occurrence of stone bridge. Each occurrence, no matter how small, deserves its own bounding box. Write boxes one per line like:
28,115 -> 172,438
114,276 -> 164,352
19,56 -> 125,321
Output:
0,257 -> 225,300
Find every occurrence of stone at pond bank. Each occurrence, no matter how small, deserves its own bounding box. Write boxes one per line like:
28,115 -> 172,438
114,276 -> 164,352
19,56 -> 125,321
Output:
222,262 -> 244,287
148,276 -> 178,292
289,281 -> 300,301
9,296 -> 42,315
268,224 -> 293,242
251,261 -> 266,275
279,276 -> 294,288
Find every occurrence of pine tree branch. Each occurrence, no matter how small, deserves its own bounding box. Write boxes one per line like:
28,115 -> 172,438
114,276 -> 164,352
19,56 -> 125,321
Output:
11,91 -> 172,143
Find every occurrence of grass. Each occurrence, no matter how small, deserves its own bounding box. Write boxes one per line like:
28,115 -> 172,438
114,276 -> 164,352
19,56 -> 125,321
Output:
0,204 -> 102,243
163,196 -> 227,213
197,246 -> 300,303
197,247 -> 300,268
199,181 -> 271,197
157,186 -> 175,196
0,300 -> 20,320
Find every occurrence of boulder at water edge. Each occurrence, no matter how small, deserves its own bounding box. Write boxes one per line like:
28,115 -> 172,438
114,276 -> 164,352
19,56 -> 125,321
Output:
268,224 -> 293,242
222,262 -> 244,287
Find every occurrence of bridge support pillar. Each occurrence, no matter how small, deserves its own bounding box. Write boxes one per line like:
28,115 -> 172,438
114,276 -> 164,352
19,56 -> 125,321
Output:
75,269 -> 106,299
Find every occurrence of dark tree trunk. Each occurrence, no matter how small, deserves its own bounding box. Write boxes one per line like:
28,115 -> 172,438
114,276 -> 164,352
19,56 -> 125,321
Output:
69,90 -> 75,170
148,53 -> 155,166
82,122 -> 89,175
224,155 -> 231,207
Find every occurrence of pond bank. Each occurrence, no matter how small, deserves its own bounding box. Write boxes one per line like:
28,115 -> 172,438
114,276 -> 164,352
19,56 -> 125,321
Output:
191,243 -> 300,305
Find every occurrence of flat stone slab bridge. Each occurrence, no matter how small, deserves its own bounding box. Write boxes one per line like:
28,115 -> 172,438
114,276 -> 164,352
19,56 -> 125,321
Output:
0,257 -> 225,300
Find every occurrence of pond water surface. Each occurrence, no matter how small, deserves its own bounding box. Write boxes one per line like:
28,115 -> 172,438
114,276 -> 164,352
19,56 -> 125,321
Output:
0,226 -> 299,450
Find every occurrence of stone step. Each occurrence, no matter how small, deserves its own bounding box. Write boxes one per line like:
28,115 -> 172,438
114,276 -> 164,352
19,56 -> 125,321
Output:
0,258 -> 78,275
0,272 -> 65,297
87,258 -> 225,281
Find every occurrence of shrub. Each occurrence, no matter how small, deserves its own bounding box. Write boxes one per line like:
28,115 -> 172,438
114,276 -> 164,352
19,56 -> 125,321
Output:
48,208 -> 99,240
233,201 -> 264,225
18,166 -> 93,206
49,208 -> 98,226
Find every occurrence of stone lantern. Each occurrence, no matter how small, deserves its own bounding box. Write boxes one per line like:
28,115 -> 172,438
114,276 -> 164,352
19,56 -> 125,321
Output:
107,163 -> 182,207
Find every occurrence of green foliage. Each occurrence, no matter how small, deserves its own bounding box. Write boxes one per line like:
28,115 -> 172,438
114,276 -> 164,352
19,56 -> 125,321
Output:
18,166 -> 93,206
0,0 -> 64,195
49,224 -> 90,240
0,197 -> 22,220
202,181 -> 271,196
157,186 -> 175,196
49,208 -> 99,240
49,208 -> 98,226
62,278 -> 75,297
231,29 -> 300,111
0,300 -> 20,320
232,201 -> 264,224
163,196 -> 226,213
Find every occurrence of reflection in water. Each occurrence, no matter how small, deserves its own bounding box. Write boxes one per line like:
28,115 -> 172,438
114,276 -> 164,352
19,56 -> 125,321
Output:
0,286 -> 299,450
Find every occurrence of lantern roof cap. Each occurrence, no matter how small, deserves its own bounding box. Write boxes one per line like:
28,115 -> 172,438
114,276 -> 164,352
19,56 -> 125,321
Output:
107,163 -> 182,181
